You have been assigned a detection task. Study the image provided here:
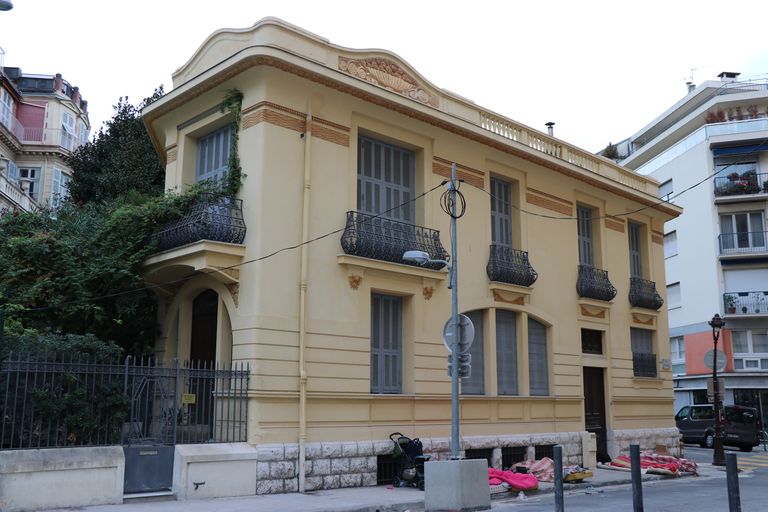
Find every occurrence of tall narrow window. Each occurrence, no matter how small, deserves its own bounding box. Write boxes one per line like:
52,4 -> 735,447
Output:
371,294 -> 402,394
50,168 -> 69,208
577,205 -> 594,266
496,310 -> 518,395
628,222 -> 642,278
357,135 -> 415,222
196,125 -> 233,183
667,283 -> 681,309
19,167 -> 41,201
528,319 -> 548,396
631,328 -> 656,377
61,110 -> 75,150
0,88 -> 12,127
670,336 -> 686,376
462,310 -> 484,395
663,231 -> 678,258
490,177 -> 512,247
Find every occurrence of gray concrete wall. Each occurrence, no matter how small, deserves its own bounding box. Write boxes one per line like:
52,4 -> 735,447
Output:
0,446 -> 124,512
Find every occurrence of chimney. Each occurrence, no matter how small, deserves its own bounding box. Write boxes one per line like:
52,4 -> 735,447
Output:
686,81 -> 695,94
71,86 -> 80,105
545,122 -> 555,136
717,71 -> 740,83
53,73 -> 63,92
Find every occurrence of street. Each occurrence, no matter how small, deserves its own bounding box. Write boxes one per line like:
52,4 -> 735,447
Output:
492,445 -> 768,511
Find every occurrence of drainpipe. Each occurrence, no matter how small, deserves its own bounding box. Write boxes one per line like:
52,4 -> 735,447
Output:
297,109 -> 312,493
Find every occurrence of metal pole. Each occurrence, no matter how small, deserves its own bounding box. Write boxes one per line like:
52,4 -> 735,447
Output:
630,444 -> 643,512
726,452 -> 741,512
554,444 -> 564,512
449,162 -> 460,459
713,328 -> 726,466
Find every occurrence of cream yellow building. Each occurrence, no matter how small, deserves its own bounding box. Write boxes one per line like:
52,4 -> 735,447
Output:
142,18 -> 682,494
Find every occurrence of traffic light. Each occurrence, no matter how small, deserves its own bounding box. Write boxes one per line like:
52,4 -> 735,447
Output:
447,353 -> 471,378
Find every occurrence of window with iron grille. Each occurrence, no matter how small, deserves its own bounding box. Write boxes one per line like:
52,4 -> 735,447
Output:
496,310 -> 518,395
357,135 -> 415,221
535,444 -> 555,460
631,328 -> 656,377
490,177 -> 513,247
502,446 -> 527,468
577,205 -> 594,266
581,329 -> 603,355
464,448 -> 493,467
376,454 -> 396,485
371,294 -> 402,394
196,124 -> 233,183
528,319 -> 548,396
461,310 -> 484,395
628,221 -> 643,278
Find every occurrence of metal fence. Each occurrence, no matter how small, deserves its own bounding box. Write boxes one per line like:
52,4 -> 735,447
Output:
1,352 -> 249,450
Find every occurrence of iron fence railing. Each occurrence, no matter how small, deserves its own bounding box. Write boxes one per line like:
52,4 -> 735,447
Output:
632,352 -> 658,378
486,244 -> 538,287
629,277 -> 664,310
340,211 -> 449,270
576,265 -> 617,302
1,352 -> 249,450
155,193 -> 246,251
719,231 -> 768,255
714,172 -> 768,197
723,291 -> 768,315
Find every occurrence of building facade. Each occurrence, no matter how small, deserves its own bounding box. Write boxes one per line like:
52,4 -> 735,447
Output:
142,18 -> 680,494
0,50 -> 89,213
619,72 -> 768,428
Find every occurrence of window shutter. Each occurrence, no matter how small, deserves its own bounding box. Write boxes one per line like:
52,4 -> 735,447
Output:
51,168 -> 62,207
528,318 -> 548,396
577,205 -> 594,266
628,222 -> 642,277
496,310 -> 518,395
371,294 -> 402,394
490,177 -> 512,247
461,310 -> 484,395
630,328 -> 653,354
357,136 -> 414,221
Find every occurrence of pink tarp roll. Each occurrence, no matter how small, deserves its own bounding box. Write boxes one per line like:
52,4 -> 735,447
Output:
487,468 -> 539,490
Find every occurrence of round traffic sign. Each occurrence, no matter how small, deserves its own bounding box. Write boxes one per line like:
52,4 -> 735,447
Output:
704,349 -> 727,371
443,314 -> 475,354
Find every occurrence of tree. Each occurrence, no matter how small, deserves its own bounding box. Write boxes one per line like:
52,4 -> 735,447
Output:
66,87 -> 165,204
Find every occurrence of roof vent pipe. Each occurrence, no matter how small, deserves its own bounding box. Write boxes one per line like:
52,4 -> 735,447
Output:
545,122 -> 555,136
686,81 -> 695,94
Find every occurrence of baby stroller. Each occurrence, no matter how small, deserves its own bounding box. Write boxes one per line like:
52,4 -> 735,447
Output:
389,432 -> 431,490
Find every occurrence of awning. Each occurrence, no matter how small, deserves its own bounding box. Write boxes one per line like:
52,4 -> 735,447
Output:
712,143 -> 768,156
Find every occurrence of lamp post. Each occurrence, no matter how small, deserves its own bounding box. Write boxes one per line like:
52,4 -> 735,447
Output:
709,313 -> 726,466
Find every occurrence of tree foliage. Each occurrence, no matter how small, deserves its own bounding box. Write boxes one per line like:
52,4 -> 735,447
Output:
66,87 -> 166,204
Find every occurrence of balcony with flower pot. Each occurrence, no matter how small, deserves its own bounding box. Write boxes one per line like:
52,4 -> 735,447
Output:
723,291 -> 768,317
714,171 -> 768,203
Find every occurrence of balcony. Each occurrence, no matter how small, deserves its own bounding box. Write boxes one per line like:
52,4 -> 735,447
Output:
628,277 -> 664,310
724,291 -> 768,317
340,211 -> 448,270
576,265 -> 617,302
486,244 -> 538,287
0,172 -> 33,212
714,172 -> 768,200
632,352 -> 658,378
719,231 -> 768,258
155,194 -> 246,251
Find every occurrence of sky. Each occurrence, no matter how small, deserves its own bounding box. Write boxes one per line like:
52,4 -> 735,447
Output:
1,0 -> 766,153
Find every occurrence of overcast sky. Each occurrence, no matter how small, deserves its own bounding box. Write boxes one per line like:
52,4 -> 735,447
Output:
1,0 -> 766,153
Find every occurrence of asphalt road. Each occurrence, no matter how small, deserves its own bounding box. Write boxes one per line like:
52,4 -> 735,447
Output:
491,445 -> 768,511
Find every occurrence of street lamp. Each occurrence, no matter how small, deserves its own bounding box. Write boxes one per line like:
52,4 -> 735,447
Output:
708,313 -> 726,466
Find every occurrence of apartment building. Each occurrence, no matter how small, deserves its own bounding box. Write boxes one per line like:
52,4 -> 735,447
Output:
140,18 -> 680,495
0,49 -> 89,212
619,72 -> 768,428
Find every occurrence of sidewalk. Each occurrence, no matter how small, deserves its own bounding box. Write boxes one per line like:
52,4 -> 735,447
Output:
44,465 -> 724,512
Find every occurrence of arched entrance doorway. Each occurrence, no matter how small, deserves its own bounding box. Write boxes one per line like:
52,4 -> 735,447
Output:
190,289 -> 218,364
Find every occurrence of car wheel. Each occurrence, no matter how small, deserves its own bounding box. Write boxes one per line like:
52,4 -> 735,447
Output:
740,444 -> 753,453
704,432 -> 714,449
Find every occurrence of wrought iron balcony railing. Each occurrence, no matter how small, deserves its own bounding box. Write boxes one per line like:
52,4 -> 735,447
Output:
629,277 -> 664,310
576,265 -> 617,302
719,231 -> 768,255
714,172 -> 768,198
155,193 -> 246,252
486,244 -> 538,287
723,291 -> 768,315
632,352 -> 657,378
340,211 -> 448,270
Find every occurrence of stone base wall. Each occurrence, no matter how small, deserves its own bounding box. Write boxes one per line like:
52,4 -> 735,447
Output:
254,431 -> 586,494
607,427 -> 681,458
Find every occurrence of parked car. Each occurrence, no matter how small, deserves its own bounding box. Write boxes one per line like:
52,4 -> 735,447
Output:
675,404 -> 762,452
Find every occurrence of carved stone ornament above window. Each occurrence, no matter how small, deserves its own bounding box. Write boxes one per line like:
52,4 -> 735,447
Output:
338,56 -> 439,107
